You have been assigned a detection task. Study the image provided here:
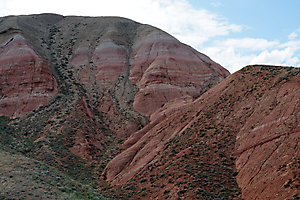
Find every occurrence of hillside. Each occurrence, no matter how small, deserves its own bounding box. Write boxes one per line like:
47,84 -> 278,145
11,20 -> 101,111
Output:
0,13 -> 299,200
102,65 -> 300,199
0,149 -> 104,199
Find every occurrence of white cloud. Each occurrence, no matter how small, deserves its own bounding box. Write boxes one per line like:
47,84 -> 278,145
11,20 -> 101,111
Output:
200,37 -> 300,73
288,32 -> 298,40
250,47 -> 299,66
213,38 -> 279,51
201,45 -> 256,73
211,1 -> 222,7
0,0 -> 11,16
282,40 -> 300,51
288,29 -> 300,40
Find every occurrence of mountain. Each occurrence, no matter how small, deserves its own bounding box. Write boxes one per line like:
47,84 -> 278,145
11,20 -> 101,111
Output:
0,14 -> 299,200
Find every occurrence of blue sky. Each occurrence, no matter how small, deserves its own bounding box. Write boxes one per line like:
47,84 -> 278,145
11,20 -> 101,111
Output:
1,0 -> 299,72
191,0 -> 300,41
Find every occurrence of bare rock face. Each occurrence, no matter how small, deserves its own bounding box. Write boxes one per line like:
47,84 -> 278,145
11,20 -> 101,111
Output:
0,34 -> 57,118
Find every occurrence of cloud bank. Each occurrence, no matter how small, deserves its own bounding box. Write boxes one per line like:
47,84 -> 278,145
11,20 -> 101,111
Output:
203,36 -> 300,73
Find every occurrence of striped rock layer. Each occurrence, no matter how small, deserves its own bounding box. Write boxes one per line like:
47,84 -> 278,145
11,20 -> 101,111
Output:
0,34 -> 57,118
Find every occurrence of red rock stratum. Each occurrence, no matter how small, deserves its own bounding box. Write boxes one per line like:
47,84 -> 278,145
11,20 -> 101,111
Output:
0,34 -> 57,118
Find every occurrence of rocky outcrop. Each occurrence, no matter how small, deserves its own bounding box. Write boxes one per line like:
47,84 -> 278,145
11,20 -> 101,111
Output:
0,34 -> 57,118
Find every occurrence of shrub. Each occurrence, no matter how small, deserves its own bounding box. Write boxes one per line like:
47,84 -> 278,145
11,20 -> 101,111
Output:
140,178 -> 147,183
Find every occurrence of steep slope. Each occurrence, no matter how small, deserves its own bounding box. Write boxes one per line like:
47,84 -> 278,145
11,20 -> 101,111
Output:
0,13 -> 229,197
103,65 -> 299,200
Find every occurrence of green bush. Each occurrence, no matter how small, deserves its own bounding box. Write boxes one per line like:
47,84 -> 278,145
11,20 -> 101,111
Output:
139,178 -> 147,183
